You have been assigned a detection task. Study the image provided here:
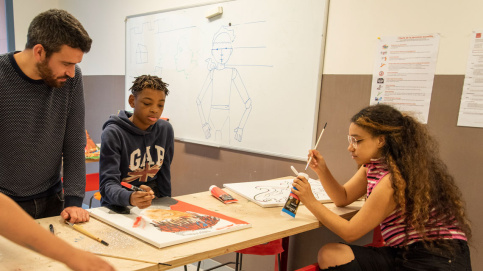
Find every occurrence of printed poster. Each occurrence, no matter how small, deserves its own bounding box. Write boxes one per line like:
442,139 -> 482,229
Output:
457,31 -> 483,128
370,34 -> 440,123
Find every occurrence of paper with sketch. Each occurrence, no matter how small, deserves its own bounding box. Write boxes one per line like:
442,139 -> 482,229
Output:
88,197 -> 251,248
224,178 -> 331,207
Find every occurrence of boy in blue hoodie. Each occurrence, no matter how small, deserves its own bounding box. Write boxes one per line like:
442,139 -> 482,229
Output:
99,75 -> 174,209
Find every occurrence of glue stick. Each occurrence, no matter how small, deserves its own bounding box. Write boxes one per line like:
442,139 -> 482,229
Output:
210,185 -> 238,204
281,172 -> 309,218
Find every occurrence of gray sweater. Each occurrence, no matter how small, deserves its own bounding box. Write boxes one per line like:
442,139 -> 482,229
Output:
0,52 -> 86,207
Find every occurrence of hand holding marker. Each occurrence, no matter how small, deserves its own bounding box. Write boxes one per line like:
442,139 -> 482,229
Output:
121,182 -> 146,191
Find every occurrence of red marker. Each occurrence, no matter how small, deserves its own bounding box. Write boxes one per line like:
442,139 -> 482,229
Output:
121,182 -> 146,192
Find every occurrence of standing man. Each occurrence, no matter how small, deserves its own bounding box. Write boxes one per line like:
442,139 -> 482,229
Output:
0,9 -> 92,222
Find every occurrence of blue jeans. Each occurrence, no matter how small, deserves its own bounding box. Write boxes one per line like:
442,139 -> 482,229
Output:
15,191 -> 64,219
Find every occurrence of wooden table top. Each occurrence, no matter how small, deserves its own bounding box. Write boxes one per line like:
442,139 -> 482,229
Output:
0,180 -> 362,270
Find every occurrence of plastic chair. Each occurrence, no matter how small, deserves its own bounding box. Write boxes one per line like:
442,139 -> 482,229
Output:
294,226 -> 384,271
200,239 -> 284,271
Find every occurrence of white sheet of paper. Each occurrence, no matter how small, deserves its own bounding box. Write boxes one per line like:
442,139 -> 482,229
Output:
224,178 -> 331,208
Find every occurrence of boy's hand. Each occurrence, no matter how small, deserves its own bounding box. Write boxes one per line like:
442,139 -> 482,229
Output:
129,185 -> 155,209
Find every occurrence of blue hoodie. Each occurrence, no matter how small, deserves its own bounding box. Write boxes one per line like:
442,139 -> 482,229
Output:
99,110 -> 174,207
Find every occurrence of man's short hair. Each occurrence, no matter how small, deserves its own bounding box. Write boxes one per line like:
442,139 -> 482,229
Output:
25,9 -> 92,57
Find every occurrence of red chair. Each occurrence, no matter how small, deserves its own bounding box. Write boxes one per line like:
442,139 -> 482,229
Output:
198,239 -> 284,271
85,172 -> 100,191
294,226 -> 384,271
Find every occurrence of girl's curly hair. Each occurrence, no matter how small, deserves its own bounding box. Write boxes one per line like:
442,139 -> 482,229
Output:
351,104 -> 471,247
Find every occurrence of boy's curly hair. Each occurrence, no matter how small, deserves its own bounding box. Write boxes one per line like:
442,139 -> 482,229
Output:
351,104 -> 471,247
130,75 -> 169,96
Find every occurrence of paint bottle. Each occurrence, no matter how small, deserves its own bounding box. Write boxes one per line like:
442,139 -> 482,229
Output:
210,185 -> 238,204
281,172 -> 309,218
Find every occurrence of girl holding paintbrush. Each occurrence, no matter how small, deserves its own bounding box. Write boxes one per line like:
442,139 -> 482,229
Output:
292,104 -> 471,270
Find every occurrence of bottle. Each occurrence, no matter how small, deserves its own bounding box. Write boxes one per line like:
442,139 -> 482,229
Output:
281,172 -> 309,218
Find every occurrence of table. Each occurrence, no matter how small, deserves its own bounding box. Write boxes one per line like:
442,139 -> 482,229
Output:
0,183 -> 362,270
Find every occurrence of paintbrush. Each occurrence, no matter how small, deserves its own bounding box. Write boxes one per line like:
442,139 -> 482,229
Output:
305,122 -> 327,170
65,221 -> 109,246
94,253 -> 171,266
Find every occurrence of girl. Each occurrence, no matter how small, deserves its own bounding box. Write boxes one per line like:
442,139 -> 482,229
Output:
293,104 -> 471,270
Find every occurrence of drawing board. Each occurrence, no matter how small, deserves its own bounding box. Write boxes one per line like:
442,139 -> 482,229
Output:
88,197 -> 251,248
224,178 -> 331,208
125,0 -> 328,160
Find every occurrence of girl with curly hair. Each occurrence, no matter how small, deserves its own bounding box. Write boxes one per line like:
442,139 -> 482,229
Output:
293,104 -> 471,270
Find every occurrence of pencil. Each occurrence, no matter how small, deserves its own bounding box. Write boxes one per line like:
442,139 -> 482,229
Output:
65,221 -> 109,246
305,122 -> 327,170
94,253 -> 171,266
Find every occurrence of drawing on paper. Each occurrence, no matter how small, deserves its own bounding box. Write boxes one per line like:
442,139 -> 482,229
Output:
224,178 -> 331,208
143,209 -> 220,233
88,197 -> 250,248
196,26 -> 253,144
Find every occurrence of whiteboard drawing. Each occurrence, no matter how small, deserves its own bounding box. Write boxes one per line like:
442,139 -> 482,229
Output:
88,197 -> 251,248
175,36 -> 198,79
136,44 -> 148,64
224,178 -> 331,208
196,26 -> 253,144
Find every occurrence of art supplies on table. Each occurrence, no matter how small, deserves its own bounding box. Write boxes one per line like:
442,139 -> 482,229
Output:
224,177 -> 330,208
210,185 -> 238,204
88,197 -> 251,248
65,221 -> 109,246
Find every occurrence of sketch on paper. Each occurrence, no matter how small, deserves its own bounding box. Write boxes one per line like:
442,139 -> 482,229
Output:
196,26 -> 253,144
224,178 -> 331,208
88,197 -> 251,248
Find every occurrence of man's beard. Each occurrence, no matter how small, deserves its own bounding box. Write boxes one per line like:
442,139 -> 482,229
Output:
36,59 -> 68,88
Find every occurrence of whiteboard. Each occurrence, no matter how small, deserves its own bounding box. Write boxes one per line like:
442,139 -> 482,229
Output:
125,0 -> 328,160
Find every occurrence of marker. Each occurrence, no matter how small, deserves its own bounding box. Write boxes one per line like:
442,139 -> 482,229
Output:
65,221 -> 109,246
210,185 -> 238,204
305,122 -> 327,170
49,224 -> 55,234
121,182 -> 146,192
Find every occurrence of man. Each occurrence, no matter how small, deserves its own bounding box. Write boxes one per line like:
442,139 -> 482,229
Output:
0,9 -> 92,222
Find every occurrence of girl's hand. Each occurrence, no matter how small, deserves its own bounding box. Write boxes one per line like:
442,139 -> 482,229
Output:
291,175 -> 317,205
307,149 -> 327,175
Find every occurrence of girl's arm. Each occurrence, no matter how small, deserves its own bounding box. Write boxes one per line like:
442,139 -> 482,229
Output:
0,193 -> 115,271
308,149 -> 367,206
293,174 -> 396,243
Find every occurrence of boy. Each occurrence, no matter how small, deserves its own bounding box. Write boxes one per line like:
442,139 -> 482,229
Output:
99,75 -> 174,209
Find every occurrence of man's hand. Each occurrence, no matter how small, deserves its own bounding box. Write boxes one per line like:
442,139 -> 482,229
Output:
61,206 -> 90,223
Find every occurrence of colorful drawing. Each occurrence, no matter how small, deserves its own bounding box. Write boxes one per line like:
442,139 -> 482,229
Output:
224,178 -> 331,207
88,197 -> 251,248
